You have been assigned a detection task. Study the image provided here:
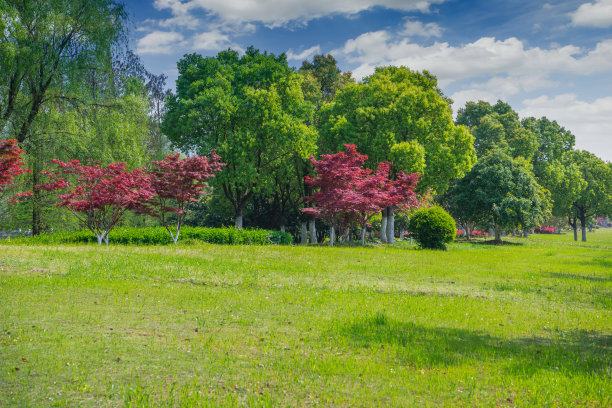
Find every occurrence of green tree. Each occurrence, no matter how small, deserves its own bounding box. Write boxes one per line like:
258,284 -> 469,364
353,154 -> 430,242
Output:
457,100 -> 539,161
162,48 -> 317,228
563,150 -> 612,241
318,65 -> 475,243
0,0 -> 127,143
446,151 -> 550,243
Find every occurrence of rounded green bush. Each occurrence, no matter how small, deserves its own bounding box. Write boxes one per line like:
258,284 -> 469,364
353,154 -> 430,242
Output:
407,206 -> 456,250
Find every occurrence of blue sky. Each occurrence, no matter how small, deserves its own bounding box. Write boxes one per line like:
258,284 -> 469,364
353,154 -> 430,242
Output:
126,0 -> 612,161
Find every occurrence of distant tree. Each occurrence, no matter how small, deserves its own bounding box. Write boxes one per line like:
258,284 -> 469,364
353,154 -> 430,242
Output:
456,100 -> 539,161
143,153 -> 224,243
446,151 -> 550,243
563,150 -> 612,241
39,160 -> 154,245
299,54 -> 354,104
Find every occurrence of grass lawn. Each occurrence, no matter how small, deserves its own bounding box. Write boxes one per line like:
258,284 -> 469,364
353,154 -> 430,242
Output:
1,230 -> 611,407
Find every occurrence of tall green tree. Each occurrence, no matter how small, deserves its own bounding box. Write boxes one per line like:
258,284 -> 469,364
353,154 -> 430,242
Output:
162,48 -> 317,228
318,66 -> 475,243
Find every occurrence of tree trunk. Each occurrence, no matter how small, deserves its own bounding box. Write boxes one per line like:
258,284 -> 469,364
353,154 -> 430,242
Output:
235,207 -> 243,229
380,208 -> 388,243
386,206 -> 395,245
361,226 -> 367,247
329,226 -> 335,247
300,222 -> 308,245
579,214 -> 587,242
573,225 -> 578,241
523,228 -> 528,238
96,234 -> 103,245
568,215 -> 578,241
31,160 -> 42,235
494,226 -> 502,243
308,219 -> 317,244
280,225 -> 285,233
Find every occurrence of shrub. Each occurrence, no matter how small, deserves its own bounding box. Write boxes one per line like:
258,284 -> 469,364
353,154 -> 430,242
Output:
407,206 -> 456,250
7,227 -> 293,246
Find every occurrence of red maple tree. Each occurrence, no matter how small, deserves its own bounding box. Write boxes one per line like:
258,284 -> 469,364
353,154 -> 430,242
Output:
303,144 -> 421,246
143,152 -> 224,243
38,160 -> 154,245
0,139 -> 30,193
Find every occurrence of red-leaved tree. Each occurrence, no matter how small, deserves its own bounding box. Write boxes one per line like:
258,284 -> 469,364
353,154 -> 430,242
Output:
38,160 -> 154,245
143,152 -> 224,243
304,145 -> 421,246
1,139 -> 30,194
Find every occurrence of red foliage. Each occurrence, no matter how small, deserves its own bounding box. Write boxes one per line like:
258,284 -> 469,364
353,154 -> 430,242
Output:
143,152 -> 224,243
39,160 -> 154,244
0,139 -> 30,193
303,144 -> 420,244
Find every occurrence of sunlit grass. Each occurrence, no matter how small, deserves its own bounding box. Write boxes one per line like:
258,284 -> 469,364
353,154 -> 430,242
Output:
1,230 -> 611,407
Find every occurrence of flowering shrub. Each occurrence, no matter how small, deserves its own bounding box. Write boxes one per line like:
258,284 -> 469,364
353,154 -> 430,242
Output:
456,230 -> 464,237
472,230 -> 488,237
534,226 -> 556,234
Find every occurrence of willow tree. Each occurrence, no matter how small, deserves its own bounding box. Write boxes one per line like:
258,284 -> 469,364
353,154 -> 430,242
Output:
162,47 -> 317,228
318,66 -> 475,243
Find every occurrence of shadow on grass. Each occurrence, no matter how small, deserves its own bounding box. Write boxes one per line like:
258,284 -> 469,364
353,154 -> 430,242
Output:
338,313 -> 611,376
546,271 -> 611,283
469,239 -> 525,246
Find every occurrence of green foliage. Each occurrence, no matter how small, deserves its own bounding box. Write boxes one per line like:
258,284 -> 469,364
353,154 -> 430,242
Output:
407,206 -> 456,250
318,66 -> 475,193
457,100 -> 539,162
8,226 -> 293,246
447,151 -> 551,239
162,47 -> 318,221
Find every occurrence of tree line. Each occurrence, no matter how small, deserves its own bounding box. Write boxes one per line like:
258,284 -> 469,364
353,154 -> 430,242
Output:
1,0 -> 611,243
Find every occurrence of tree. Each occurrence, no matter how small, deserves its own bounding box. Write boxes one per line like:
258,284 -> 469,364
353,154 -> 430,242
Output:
144,153 -> 224,243
162,47 -> 317,228
537,160 -> 585,241
456,100 -> 539,161
38,160 -> 153,245
563,150 -> 612,242
0,0 -> 127,143
446,151 -> 550,243
303,145 -> 420,246
0,139 -> 29,192
319,66 -> 475,243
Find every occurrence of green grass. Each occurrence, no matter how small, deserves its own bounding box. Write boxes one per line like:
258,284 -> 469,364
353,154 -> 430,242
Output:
1,230 -> 611,407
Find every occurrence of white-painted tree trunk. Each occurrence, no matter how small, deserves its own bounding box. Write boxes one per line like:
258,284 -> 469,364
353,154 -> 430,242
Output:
386,206 -> 395,245
329,226 -> 335,247
301,222 -> 308,245
280,225 -> 285,233
235,209 -> 243,229
309,219 -> 317,244
380,209 -> 388,244
361,227 -> 367,246
494,226 -> 502,243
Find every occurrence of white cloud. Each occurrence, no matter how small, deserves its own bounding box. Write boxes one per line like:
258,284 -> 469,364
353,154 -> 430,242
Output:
192,30 -> 241,51
570,0 -> 612,28
335,33 -> 612,81
162,0 -> 446,28
136,31 -> 186,54
153,0 -> 200,29
286,45 -> 322,61
520,94 -> 612,161
450,75 -> 558,111
400,20 -> 442,37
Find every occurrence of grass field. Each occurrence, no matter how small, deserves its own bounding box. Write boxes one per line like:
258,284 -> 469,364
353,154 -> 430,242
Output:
1,230 -> 611,407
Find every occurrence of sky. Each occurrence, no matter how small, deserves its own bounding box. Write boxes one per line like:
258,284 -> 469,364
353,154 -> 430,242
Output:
126,0 -> 612,161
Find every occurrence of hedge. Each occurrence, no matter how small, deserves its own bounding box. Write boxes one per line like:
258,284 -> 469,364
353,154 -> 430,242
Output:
5,226 -> 293,246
